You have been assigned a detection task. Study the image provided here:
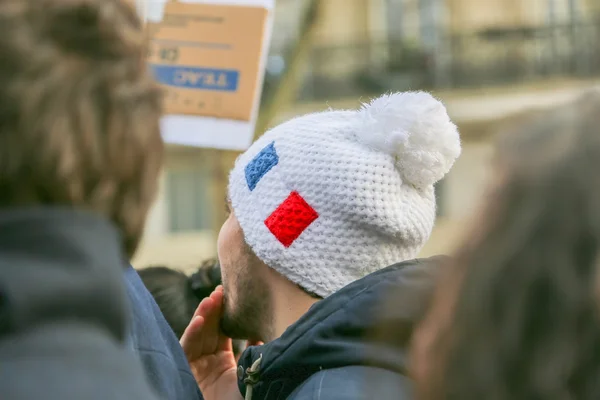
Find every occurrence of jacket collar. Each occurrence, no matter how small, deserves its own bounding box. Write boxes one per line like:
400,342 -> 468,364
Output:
237,257 -> 444,400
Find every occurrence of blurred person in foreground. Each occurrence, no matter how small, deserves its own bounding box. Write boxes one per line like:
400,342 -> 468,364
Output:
181,92 -> 462,399
0,0 -> 167,398
125,259 -> 203,399
139,260 -> 245,356
412,91 -> 600,400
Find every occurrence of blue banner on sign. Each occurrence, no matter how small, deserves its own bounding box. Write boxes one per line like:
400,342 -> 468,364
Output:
151,65 -> 239,92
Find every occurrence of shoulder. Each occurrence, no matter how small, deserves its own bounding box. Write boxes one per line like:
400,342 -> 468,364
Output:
0,324 -> 160,400
123,266 -> 202,399
123,266 -> 174,351
123,266 -> 181,352
287,366 -> 412,400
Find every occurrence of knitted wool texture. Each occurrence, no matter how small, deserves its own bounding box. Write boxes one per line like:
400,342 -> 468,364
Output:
229,92 -> 461,298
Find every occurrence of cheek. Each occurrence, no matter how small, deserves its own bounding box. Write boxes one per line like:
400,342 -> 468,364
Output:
217,218 -> 231,262
217,215 -> 245,284
217,219 -> 235,278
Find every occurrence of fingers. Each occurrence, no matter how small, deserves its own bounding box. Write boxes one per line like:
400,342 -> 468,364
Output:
182,287 -> 226,360
205,287 -> 233,352
203,292 -> 222,346
205,290 -> 223,333
192,297 -> 208,318
182,297 -> 217,355
180,315 -> 205,358
209,289 -> 223,306
200,297 -> 217,318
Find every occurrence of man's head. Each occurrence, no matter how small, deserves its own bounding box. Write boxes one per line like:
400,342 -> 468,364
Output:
0,0 -> 162,257
218,92 -> 461,339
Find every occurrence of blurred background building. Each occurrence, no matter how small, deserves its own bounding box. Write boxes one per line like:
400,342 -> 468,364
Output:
133,0 -> 600,271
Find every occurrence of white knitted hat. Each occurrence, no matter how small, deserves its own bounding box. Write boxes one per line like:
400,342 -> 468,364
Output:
229,92 -> 461,298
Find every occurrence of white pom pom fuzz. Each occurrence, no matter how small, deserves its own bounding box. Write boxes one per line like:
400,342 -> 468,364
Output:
356,92 -> 461,188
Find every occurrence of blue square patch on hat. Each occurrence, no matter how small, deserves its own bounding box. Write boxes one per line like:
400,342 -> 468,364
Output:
245,142 -> 279,191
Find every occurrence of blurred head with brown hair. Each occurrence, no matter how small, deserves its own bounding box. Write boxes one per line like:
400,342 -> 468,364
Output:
413,91 -> 600,400
0,0 -> 163,257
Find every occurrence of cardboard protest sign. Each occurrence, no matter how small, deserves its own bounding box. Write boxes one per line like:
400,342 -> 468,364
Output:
142,0 -> 274,150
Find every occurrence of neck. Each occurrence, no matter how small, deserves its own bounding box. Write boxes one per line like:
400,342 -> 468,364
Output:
266,271 -> 319,342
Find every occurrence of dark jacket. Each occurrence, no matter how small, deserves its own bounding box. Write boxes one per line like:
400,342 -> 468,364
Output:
237,257 -> 443,400
124,265 -> 203,399
0,209 -> 159,399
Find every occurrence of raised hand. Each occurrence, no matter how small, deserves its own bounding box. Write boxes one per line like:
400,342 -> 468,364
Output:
180,286 -> 242,400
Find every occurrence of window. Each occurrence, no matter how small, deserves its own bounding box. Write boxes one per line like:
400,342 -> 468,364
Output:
166,168 -> 213,232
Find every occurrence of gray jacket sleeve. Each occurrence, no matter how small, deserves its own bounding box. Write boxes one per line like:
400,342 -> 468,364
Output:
286,366 -> 412,400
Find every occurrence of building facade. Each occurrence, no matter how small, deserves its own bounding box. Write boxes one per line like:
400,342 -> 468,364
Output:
134,0 -> 600,270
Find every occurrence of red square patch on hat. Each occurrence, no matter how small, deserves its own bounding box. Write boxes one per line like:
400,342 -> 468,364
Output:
265,191 -> 319,248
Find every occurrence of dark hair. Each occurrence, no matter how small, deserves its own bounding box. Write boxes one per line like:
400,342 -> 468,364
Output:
425,92 -> 600,399
189,259 -> 224,300
138,266 -> 200,339
0,0 -> 163,257
138,260 -> 221,339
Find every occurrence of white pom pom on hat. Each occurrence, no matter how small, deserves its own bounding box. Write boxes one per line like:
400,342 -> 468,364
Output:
356,91 -> 461,189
